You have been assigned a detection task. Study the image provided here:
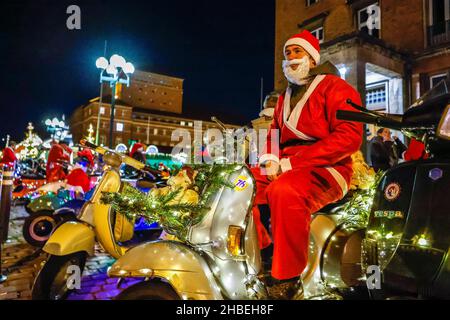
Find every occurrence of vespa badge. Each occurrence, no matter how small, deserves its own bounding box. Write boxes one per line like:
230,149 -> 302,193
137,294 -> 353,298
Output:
384,182 -> 401,201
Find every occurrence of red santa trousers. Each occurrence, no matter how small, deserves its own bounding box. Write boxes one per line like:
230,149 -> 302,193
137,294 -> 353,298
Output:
251,165 -> 343,280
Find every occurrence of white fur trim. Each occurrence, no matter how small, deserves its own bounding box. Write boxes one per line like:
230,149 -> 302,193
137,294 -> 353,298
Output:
401,151 -> 407,160
283,75 -> 326,141
279,158 -> 292,173
259,153 -> 280,165
284,38 -> 320,64
325,167 -> 348,198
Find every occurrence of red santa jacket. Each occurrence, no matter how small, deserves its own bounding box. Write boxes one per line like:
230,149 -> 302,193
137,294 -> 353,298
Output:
260,74 -> 363,196
46,143 -> 71,182
1,147 -> 17,166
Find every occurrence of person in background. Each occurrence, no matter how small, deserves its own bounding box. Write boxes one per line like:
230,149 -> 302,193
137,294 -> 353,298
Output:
0,141 -> 17,168
66,148 -> 95,193
383,129 -> 407,167
46,141 -> 72,182
129,142 -> 146,164
369,128 -> 392,172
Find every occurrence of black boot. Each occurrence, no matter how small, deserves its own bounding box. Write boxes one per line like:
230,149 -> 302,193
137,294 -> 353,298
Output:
266,276 -> 304,300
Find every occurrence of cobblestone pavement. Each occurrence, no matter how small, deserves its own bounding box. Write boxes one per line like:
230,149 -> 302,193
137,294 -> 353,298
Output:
0,205 -> 143,300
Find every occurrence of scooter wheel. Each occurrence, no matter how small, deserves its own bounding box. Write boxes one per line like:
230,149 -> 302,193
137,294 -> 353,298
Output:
22,211 -> 58,247
31,252 -> 87,300
115,280 -> 180,300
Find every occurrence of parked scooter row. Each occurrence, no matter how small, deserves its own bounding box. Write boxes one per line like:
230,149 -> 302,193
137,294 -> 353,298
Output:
31,140 -> 163,300
21,151 -> 160,248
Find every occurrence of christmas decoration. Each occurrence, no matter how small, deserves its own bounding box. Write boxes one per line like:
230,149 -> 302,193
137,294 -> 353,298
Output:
15,122 -> 43,160
101,164 -> 238,241
86,124 -> 95,143
349,151 -> 376,190
339,151 -> 383,228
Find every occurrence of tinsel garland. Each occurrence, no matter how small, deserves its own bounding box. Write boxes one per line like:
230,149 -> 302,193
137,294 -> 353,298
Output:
101,163 -> 240,241
339,171 -> 384,228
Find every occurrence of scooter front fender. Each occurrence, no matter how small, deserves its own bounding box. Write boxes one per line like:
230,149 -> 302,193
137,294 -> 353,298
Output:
108,241 -> 223,300
43,221 -> 95,256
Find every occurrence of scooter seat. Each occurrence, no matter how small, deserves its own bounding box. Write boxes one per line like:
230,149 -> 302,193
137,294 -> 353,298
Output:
314,192 -> 353,215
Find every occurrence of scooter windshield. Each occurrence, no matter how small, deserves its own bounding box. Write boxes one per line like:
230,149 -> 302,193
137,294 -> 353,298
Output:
410,79 -> 449,108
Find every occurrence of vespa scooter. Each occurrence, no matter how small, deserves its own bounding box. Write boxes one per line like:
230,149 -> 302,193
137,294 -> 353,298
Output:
106,120 -> 365,300
31,140 -> 161,300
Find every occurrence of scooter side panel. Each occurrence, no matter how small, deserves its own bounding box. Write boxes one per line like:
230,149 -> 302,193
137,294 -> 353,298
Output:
188,167 -> 260,299
43,221 -> 95,256
210,167 -> 259,299
108,241 -> 223,300
383,161 -> 450,297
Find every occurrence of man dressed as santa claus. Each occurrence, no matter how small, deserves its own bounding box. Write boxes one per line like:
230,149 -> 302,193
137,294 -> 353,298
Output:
251,30 -> 363,299
0,141 -> 17,168
66,148 -> 95,193
46,141 -> 72,182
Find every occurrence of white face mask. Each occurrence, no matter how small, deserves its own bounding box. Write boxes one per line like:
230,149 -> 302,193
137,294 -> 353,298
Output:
282,56 -> 310,85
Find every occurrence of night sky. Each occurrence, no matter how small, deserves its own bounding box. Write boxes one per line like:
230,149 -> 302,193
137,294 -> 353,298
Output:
2,0 -> 275,143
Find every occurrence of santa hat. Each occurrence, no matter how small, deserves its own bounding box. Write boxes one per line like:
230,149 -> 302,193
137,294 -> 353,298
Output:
77,148 -> 95,168
284,30 -> 320,65
130,142 -> 145,158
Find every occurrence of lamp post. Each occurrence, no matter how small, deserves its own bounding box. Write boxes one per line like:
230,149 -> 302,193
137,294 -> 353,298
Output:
45,116 -> 69,142
95,54 -> 135,148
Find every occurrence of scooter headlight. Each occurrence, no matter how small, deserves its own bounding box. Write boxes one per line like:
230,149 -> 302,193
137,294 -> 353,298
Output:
227,225 -> 243,257
437,104 -> 450,140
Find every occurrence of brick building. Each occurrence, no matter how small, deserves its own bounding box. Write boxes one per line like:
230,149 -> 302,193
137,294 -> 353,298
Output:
272,0 -> 449,141
70,70 -> 239,152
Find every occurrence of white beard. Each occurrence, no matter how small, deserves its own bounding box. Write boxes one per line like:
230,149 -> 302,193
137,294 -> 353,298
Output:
282,57 -> 310,85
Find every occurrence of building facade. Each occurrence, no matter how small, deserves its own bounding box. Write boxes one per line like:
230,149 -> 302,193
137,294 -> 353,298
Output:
70,70 -> 239,152
274,0 -> 450,141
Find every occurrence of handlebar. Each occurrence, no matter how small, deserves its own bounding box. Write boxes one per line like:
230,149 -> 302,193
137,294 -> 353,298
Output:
80,140 -> 162,179
80,140 -> 108,155
337,110 -> 404,130
337,100 -> 404,131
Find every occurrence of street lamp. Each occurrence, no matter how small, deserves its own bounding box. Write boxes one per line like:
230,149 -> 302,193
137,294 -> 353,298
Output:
95,54 -> 134,148
45,116 -> 69,142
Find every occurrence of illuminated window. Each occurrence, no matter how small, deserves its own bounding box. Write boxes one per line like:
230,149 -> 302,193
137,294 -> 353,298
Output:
116,123 -> 124,132
100,107 -> 105,115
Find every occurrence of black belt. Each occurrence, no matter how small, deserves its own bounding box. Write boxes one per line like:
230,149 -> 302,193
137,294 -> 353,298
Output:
280,140 -> 315,149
